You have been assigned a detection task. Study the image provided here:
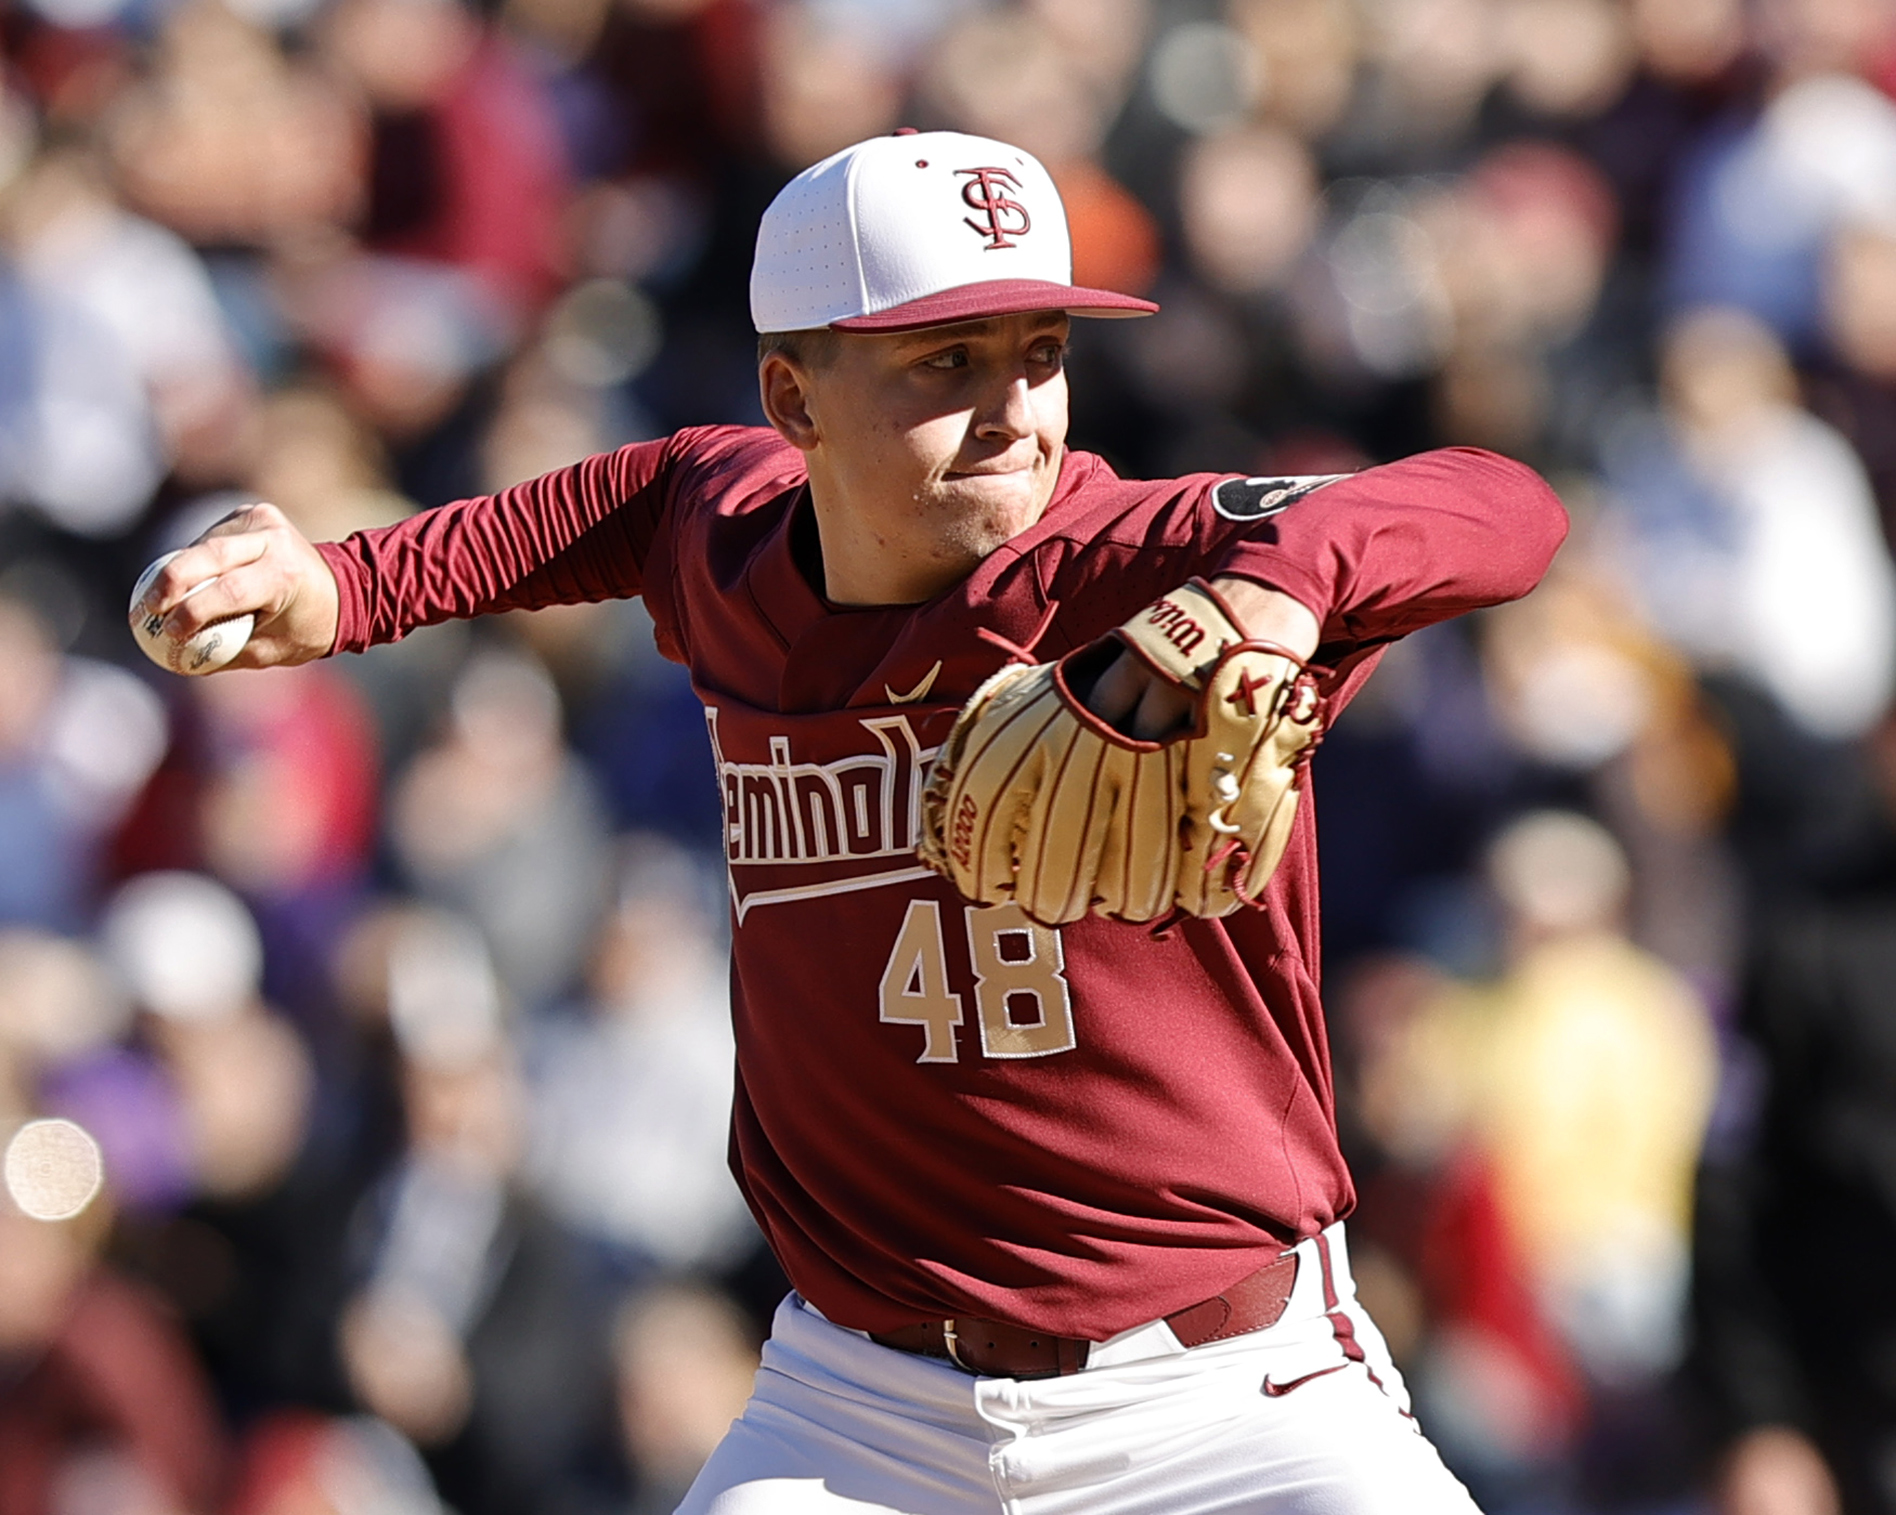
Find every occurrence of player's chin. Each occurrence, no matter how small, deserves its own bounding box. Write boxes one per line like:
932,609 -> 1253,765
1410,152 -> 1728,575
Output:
935,467 -> 1047,521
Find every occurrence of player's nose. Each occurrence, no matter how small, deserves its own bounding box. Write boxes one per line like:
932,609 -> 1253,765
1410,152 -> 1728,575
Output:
972,372 -> 1035,443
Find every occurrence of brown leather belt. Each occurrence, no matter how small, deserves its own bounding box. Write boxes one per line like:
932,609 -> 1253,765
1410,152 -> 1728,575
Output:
868,1252 -> 1298,1380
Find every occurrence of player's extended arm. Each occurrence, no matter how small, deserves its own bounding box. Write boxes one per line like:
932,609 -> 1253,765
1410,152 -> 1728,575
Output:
322,441 -> 673,652
133,438 -> 677,668
1215,446 -> 1569,648
1087,449 -> 1564,739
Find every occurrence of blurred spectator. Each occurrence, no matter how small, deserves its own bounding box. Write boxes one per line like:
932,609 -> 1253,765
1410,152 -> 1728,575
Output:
1345,813 -> 1717,1509
1479,541 -> 1744,987
1177,126 -> 1319,298
321,0 -> 569,312
1340,950 -> 1589,1508
1430,142 -> 1623,456
0,1192 -> 226,1515
1694,724 -> 1896,1515
111,613 -> 381,954
1603,306 -> 1896,741
1809,220 -> 1896,547
227,1412 -> 445,1515
108,0 -> 364,247
526,838 -> 753,1275
612,1281 -> 758,1513
1476,813 -> 1716,1386
1347,0 -> 1500,167
390,647 -> 612,1013
245,384 -> 412,545
1496,0 -> 1636,124
757,2 -> 903,170
1665,74 -> 1896,346
570,600 -> 727,849
77,873 -> 326,1243
5,142 -> 255,488
341,905 -> 613,1515
135,661 -> 384,1029
1227,0 -> 1358,140
0,930 -> 128,1077
0,591 -> 166,929
0,257 -> 160,535
101,870 -> 264,1027
193,667 -> 380,898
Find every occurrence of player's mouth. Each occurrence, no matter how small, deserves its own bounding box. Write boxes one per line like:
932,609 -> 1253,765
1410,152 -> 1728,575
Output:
942,454 -> 1044,481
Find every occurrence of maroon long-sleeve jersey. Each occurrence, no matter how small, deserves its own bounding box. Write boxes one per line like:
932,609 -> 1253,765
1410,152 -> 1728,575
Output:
318,424 -> 1566,1337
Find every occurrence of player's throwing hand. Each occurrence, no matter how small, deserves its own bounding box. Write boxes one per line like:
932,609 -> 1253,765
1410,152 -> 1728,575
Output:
129,503 -> 342,673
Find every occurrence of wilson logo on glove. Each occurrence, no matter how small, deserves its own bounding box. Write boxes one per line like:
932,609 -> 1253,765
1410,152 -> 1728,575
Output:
1143,597 -> 1212,659
950,794 -> 978,871
917,579 -> 1327,927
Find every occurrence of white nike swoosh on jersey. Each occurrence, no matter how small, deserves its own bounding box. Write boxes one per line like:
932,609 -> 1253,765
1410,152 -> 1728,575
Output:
886,661 -> 943,705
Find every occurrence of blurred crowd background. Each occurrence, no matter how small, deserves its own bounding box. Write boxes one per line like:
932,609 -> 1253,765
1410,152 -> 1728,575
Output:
2,0 -> 1896,1511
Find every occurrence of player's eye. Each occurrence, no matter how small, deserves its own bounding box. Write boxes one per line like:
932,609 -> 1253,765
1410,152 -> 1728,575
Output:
920,347 -> 969,370
1028,340 -> 1065,368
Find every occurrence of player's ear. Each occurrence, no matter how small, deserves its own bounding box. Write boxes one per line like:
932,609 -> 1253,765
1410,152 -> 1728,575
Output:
760,352 -> 820,452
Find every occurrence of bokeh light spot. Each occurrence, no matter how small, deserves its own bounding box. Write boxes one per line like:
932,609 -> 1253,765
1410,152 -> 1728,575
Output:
4,1117 -> 105,1221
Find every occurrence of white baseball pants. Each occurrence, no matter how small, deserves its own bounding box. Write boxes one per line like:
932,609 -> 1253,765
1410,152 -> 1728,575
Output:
676,1226 -> 1481,1515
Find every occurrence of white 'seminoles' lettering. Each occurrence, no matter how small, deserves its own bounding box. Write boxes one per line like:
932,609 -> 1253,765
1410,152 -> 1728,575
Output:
706,707 -> 940,922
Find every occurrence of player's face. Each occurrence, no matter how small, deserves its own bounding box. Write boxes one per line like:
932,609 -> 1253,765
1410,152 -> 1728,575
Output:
767,312 -> 1071,605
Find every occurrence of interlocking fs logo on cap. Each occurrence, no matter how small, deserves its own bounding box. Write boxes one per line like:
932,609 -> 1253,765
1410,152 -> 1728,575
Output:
957,167 -> 1032,250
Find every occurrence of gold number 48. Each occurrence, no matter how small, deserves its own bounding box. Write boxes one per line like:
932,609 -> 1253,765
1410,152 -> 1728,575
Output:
878,899 -> 1076,1063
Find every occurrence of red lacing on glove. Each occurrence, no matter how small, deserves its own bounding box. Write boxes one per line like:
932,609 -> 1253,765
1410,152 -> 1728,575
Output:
1205,836 -> 1271,909
1148,840 -> 1268,939
1286,667 -> 1330,778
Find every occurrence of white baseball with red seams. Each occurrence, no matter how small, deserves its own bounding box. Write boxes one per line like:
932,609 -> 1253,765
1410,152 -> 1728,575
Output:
129,550 -> 254,676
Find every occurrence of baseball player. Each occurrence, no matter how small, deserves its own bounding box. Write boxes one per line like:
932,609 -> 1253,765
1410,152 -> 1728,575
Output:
135,131 -> 1566,1513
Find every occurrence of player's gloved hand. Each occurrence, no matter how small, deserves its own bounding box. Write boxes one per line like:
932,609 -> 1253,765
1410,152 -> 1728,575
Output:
917,579 -> 1327,925
130,503 -> 341,670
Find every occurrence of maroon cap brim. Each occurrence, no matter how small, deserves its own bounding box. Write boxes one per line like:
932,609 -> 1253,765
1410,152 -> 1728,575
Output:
828,279 -> 1158,333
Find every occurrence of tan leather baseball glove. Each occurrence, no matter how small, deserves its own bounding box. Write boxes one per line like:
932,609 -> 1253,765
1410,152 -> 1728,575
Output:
917,580 -> 1324,925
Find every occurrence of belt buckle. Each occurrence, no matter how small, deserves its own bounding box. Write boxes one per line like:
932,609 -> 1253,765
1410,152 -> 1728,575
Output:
941,1317 -> 967,1371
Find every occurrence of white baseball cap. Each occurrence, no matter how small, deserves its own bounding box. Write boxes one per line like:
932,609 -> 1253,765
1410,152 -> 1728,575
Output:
751,130 -> 1160,334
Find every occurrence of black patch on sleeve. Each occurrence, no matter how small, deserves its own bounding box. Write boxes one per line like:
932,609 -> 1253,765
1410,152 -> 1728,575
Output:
1209,474 -> 1346,523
